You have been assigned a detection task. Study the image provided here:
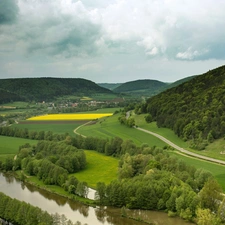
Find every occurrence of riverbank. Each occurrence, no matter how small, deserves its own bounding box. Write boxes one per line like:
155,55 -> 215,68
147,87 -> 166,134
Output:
13,170 -> 96,206
0,172 -> 194,225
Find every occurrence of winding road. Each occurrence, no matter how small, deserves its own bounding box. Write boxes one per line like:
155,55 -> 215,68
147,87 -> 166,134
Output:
135,127 -> 225,166
73,121 -> 92,138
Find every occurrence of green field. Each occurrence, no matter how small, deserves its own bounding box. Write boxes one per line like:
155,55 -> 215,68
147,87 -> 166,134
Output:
0,101 -> 34,108
169,151 -> 225,191
90,93 -> 119,101
12,123 -> 82,136
0,136 -> 37,160
11,108 -> 121,136
78,114 -> 167,148
134,114 -> 190,148
71,150 -> 118,188
134,114 -> 225,161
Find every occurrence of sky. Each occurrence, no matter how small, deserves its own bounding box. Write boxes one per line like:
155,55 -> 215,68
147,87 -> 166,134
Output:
0,0 -> 225,83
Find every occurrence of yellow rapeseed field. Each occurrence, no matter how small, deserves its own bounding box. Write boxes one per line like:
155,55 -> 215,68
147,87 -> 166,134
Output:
27,113 -> 113,121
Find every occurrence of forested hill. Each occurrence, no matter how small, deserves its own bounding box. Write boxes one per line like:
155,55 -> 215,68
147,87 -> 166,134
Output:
165,75 -> 196,90
0,89 -> 26,104
113,79 -> 168,96
0,77 -> 112,102
143,65 -> 225,149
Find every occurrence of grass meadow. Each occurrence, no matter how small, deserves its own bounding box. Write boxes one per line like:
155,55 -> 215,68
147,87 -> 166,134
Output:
78,114 -> 167,148
169,151 -> 225,191
73,150 -> 118,188
12,123 -> 82,136
134,114 -> 225,160
0,136 -> 37,160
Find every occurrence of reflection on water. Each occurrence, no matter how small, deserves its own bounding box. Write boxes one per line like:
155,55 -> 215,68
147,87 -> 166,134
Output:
0,173 -> 193,225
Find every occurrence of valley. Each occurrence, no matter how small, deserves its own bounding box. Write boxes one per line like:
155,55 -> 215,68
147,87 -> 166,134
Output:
1,67 -> 225,225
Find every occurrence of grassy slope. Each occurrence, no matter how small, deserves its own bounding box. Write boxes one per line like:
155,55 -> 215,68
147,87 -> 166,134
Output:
0,136 -> 37,160
134,114 -> 225,161
74,150 -> 118,188
79,114 -> 166,148
169,151 -> 225,191
12,123 -> 81,136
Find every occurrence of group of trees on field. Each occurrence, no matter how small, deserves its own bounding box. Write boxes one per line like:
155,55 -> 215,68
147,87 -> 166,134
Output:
118,113 -> 135,128
0,140 -> 88,199
94,146 -> 224,224
136,65 -> 225,150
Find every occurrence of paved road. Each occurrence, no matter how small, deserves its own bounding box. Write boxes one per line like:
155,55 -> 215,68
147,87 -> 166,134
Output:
135,127 -> 225,166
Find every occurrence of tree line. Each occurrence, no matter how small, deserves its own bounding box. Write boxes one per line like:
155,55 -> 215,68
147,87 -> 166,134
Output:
0,126 -> 68,141
0,192 -> 89,225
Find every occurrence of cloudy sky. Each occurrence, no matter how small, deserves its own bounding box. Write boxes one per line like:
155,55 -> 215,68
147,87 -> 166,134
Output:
0,0 -> 225,83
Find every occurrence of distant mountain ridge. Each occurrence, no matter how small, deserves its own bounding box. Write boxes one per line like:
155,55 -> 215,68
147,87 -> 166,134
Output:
100,76 -> 195,97
0,77 -> 112,103
98,83 -> 122,90
113,79 -> 167,93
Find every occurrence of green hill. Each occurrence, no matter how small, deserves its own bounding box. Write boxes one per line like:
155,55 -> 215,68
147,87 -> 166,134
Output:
0,89 -> 26,104
164,75 -> 196,90
97,83 -> 122,90
0,77 -> 112,102
111,77 -> 196,97
143,65 -> 225,149
113,79 -> 168,96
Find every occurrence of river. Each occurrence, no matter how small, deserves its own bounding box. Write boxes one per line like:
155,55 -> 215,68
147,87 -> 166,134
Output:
0,173 -> 193,225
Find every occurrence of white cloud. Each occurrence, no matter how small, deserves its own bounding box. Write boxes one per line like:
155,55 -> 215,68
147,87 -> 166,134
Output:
0,0 -> 225,82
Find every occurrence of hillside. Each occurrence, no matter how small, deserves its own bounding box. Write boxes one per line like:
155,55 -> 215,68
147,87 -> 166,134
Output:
163,75 -> 196,90
113,79 -> 168,96
142,65 -> 225,149
97,83 -> 122,90
0,89 -> 26,104
0,78 -> 112,102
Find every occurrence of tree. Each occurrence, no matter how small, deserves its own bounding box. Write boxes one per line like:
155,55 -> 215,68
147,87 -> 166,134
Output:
95,182 -> 106,204
196,208 -> 221,225
145,114 -> 153,123
76,181 -> 89,198
199,178 -> 223,212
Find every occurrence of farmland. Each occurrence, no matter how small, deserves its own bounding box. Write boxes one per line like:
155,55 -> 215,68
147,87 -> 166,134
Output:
27,113 -> 113,121
0,136 -> 37,160
12,122 -> 81,136
74,150 -> 118,188
11,108 -> 120,136
78,113 -> 167,147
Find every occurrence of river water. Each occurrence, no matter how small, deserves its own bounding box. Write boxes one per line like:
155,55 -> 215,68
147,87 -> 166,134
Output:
0,173 -> 193,225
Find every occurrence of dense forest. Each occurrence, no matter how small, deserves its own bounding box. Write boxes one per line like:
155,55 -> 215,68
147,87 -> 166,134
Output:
0,77 -> 112,102
139,65 -> 225,149
0,89 -> 26,104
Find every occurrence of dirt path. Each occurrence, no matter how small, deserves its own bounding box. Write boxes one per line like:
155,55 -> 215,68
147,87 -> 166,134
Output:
73,121 -> 93,138
135,127 -> 225,165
